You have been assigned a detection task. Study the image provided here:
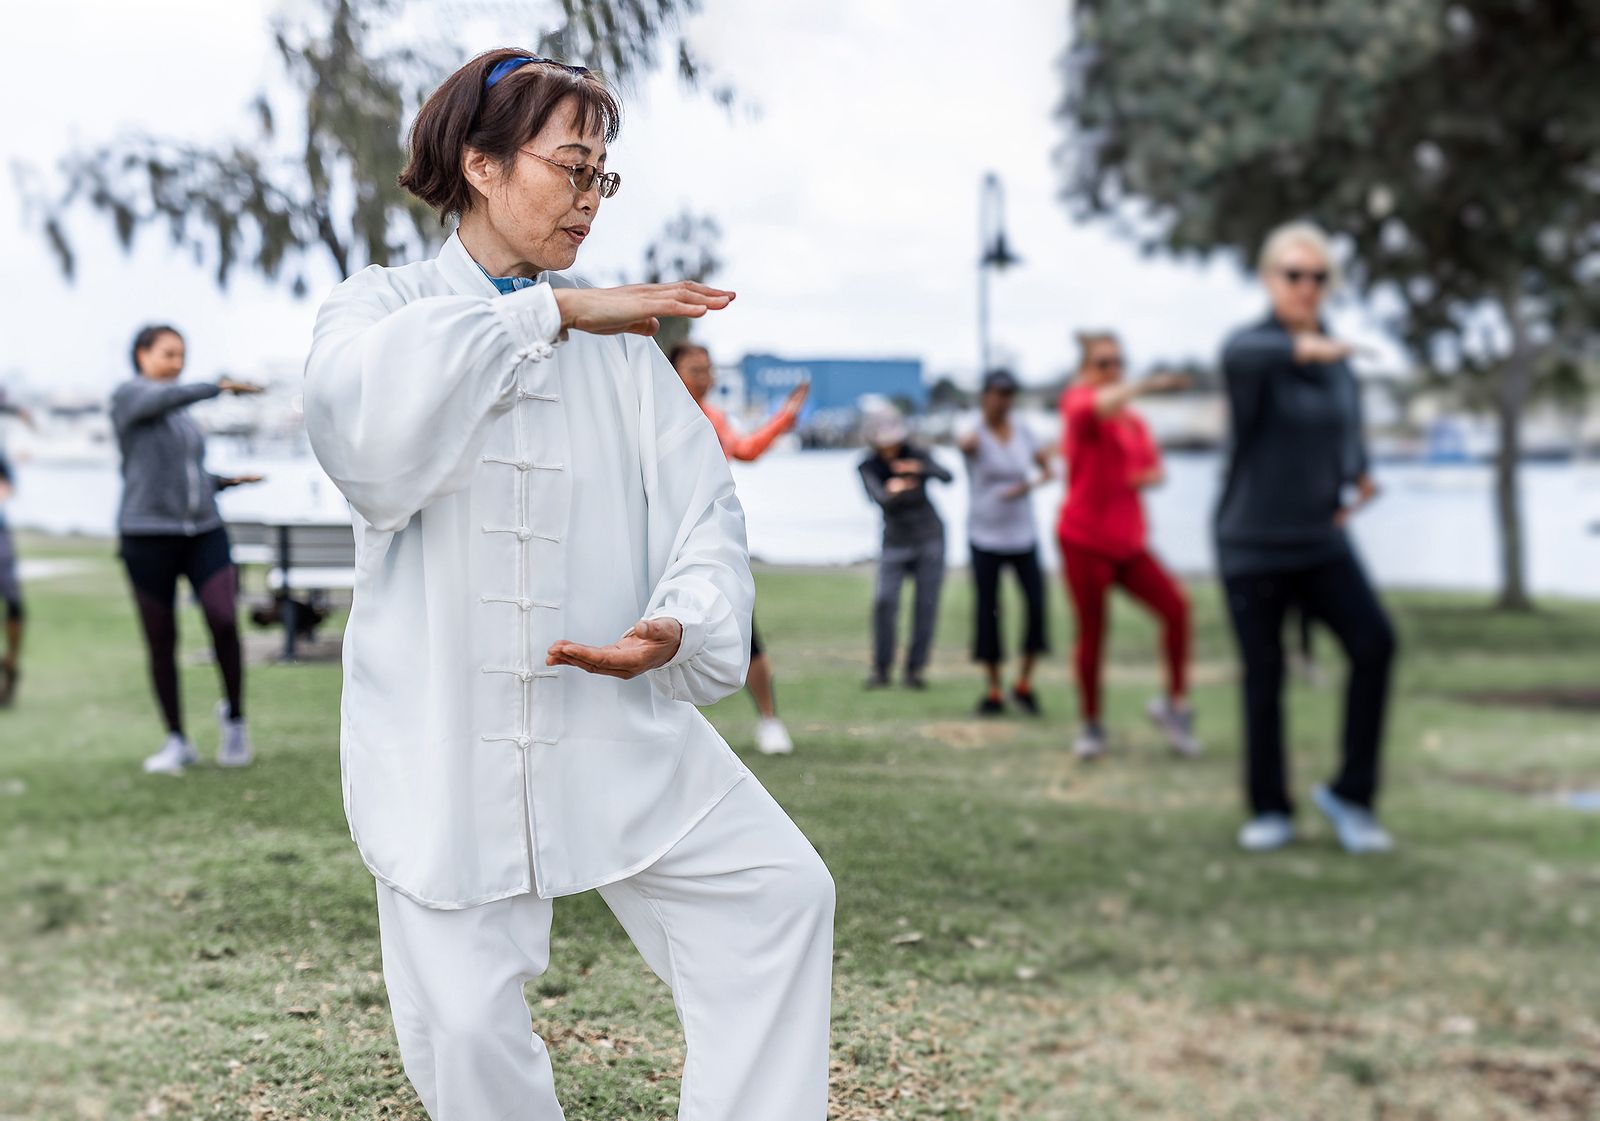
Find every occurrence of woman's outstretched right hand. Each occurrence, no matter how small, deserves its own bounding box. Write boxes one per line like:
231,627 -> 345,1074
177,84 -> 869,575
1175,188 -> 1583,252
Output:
553,281 -> 736,338
1293,334 -> 1354,365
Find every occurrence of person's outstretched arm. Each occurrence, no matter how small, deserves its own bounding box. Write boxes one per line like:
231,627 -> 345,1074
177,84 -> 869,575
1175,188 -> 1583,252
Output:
719,406 -> 796,462
305,276 -> 730,532
303,277 -> 564,532
111,379 -> 224,431
1220,325 -> 1295,441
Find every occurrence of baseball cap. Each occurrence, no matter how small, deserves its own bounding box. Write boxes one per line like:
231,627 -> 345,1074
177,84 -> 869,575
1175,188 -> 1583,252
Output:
981,369 -> 1019,394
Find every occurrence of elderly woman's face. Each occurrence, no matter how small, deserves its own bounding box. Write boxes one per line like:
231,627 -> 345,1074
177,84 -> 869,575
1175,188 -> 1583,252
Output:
476,96 -> 606,273
1264,240 -> 1331,327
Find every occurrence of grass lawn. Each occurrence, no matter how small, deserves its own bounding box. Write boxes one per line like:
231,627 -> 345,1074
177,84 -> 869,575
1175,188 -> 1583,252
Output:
2,531 -> 1598,1120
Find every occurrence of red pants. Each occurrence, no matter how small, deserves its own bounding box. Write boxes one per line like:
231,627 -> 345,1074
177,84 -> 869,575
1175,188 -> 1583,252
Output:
1060,538 -> 1189,724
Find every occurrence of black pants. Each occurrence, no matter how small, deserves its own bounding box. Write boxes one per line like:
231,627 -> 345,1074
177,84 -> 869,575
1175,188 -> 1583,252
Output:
120,527 -> 244,735
1223,550 -> 1397,815
970,544 -> 1048,664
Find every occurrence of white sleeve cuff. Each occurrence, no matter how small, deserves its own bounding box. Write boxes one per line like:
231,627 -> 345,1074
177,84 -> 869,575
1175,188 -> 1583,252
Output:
652,610 -> 706,670
491,282 -> 565,355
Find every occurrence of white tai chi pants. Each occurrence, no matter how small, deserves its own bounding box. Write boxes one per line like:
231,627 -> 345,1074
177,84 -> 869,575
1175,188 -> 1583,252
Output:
373,775 -> 836,1121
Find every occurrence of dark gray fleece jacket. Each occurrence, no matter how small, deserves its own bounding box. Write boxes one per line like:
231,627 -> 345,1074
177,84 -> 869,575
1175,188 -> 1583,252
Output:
110,378 -> 231,536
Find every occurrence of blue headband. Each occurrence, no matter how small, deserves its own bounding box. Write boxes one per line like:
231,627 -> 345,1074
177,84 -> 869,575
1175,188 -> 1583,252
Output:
484,56 -> 589,89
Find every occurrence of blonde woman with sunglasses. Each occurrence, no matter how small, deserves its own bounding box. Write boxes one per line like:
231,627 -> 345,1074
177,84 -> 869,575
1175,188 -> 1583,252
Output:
1217,221 -> 1395,856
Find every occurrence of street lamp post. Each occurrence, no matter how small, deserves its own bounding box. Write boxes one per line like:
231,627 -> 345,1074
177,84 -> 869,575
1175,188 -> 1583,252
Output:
978,172 -> 1021,378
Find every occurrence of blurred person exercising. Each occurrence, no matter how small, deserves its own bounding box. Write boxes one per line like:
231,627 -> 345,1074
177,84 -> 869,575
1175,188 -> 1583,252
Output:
1057,332 -> 1195,760
1218,221 -> 1392,855
957,369 -> 1052,716
111,325 -> 264,774
670,340 -> 809,755
858,409 -> 952,689
0,391 -> 35,706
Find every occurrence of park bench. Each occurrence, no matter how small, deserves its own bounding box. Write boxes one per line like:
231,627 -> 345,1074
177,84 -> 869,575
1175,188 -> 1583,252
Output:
227,519 -> 355,662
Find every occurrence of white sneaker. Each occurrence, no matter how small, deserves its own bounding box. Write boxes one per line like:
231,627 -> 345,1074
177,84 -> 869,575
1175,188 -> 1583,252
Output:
756,717 -> 794,756
1073,725 -> 1108,761
143,733 -> 198,775
216,701 -> 254,768
1312,785 -> 1393,854
1147,697 -> 1201,757
1238,813 -> 1296,852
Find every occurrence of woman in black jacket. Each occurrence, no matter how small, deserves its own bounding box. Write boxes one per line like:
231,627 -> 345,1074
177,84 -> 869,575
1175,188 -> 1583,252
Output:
1216,223 -> 1395,855
857,409 -> 953,689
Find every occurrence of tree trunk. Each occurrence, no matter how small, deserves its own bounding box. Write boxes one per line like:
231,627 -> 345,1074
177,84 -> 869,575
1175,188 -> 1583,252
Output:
1492,395 -> 1532,611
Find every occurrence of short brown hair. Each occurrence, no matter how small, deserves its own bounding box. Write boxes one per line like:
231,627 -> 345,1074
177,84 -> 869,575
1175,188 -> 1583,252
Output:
399,48 -> 622,222
667,342 -> 709,369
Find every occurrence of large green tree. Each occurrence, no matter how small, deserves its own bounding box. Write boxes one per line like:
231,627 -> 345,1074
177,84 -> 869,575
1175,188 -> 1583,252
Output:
1059,0 -> 1600,609
21,0 -> 725,298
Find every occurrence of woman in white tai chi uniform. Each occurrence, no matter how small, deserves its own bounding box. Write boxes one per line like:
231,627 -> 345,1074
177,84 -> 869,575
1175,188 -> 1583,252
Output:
303,49 -> 835,1121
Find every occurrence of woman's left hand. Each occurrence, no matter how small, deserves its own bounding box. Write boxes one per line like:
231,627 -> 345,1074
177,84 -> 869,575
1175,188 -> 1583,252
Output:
1334,474 -> 1380,526
546,618 -> 684,679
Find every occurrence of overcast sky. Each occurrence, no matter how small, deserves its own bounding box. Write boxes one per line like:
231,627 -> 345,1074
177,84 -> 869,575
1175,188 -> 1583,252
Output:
0,0 -> 1402,396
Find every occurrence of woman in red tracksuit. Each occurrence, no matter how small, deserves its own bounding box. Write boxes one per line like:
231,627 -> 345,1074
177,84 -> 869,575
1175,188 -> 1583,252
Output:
1057,331 -> 1195,760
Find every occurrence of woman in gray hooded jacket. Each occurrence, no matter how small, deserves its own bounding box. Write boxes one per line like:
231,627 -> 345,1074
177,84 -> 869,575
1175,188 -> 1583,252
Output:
111,325 -> 264,774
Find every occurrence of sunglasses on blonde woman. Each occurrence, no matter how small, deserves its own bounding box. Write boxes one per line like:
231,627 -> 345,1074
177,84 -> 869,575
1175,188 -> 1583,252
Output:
521,149 -> 622,199
1280,268 -> 1330,288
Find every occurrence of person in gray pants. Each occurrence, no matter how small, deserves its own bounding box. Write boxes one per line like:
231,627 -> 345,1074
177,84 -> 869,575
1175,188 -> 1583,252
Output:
857,411 -> 952,689
0,392 -> 34,706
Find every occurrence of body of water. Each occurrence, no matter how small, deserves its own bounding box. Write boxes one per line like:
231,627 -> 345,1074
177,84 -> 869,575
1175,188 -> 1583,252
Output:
8,446 -> 1600,599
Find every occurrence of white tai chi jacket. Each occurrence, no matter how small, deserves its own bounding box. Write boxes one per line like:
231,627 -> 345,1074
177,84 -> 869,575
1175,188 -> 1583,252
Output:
303,233 -> 753,909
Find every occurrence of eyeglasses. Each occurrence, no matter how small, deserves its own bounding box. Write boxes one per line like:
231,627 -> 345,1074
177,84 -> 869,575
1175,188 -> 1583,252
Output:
1093,356 -> 1126,371
1280,268 -> 1330,288
521,149 -> 622,199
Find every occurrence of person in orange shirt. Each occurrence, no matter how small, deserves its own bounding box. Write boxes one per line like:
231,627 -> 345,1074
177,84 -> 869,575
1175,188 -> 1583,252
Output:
670,342 -> 809,754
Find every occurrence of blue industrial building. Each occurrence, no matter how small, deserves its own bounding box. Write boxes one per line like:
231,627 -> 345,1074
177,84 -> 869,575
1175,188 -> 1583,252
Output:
739,354 -> 926,420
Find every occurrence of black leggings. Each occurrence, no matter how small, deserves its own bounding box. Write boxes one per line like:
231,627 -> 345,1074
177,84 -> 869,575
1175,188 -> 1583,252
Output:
120,528 -> 243,735
1223,550 -> 1397,815
970,544 -> 1048,665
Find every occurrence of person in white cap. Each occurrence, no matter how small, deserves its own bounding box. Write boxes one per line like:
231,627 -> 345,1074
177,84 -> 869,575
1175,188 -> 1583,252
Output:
857,407 -> 952,688
303,49 -> 834,1121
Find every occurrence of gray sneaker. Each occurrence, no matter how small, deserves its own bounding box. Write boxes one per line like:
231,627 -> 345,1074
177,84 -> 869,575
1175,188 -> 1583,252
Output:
1147,697 -> 1201,757
143,733 -> 198,775
1073,725 -> 1108,761
1237,813 -> 1296,852
1312,785 -> 1393,854
216,702 -> 254,768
